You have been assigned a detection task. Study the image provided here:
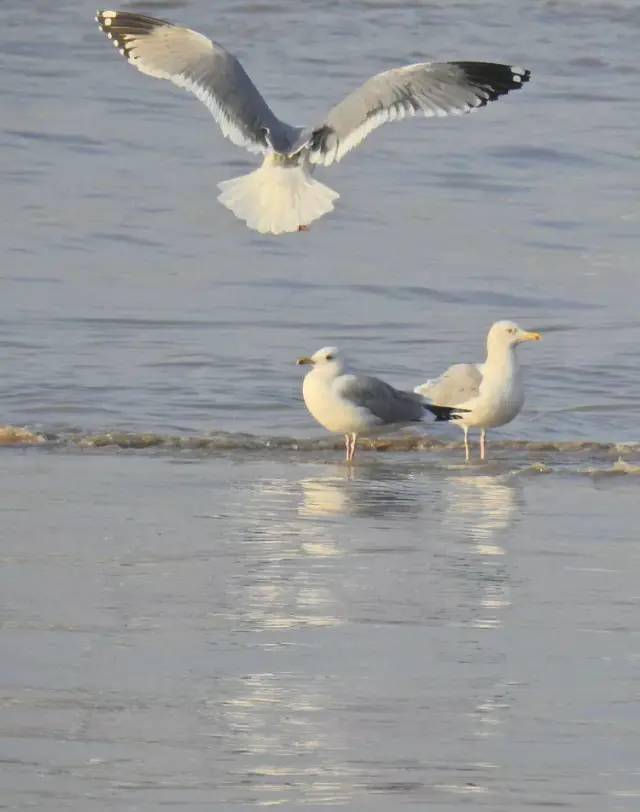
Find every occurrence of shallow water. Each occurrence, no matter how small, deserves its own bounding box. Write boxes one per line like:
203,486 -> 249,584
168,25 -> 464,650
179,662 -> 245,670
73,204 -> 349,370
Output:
2,449 -> 640,809
1,0 -> 640,808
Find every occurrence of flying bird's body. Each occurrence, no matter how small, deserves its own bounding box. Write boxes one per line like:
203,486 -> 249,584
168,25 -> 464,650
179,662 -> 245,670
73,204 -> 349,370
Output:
95,10 -> 531,234
415,321 -> 542,461
217,153 -> 339,236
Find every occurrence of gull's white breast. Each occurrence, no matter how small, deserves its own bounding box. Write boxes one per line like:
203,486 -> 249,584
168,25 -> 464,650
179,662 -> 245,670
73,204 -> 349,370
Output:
457,364 -> 525,429
303,372 -> 379,434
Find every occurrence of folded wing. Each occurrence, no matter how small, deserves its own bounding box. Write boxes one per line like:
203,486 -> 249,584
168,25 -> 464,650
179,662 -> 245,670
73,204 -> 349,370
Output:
299,61 -> 530,166
415,363 -> 484,407
338,375 -> 426,424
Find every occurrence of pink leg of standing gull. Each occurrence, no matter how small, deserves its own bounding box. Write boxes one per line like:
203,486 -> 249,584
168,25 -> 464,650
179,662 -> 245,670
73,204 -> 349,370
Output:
347,433 -> 358,463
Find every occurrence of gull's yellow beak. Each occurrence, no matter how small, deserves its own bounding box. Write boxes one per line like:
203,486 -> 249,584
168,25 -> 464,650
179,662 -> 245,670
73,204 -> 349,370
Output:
296,356 -> 314,366
521,331 -> 542,342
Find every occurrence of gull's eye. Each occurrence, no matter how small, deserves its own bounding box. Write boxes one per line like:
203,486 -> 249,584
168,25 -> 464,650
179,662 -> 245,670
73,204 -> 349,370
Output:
326,354 -> 334,361
508,328 -> 516,335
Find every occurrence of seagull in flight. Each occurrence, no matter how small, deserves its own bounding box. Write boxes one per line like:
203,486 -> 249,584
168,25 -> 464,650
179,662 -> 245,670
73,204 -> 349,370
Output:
96,10 -> 531,235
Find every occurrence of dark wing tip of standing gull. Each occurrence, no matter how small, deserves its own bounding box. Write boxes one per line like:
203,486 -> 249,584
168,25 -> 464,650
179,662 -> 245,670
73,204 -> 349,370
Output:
452,62 -> 531,104
95,10 -> 169,59
424,404 -> 470,422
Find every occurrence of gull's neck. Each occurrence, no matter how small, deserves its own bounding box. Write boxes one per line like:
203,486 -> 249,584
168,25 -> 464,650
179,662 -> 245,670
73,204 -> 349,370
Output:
309,362 -> 344,383
484,340 -> 519,379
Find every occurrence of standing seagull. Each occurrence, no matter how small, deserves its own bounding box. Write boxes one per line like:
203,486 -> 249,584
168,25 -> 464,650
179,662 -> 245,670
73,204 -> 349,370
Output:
297,346 -> 465,462
95,10 -> 531,235
414,321 -> 541,462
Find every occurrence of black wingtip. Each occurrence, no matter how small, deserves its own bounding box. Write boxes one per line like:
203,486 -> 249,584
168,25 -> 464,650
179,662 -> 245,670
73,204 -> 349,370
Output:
452,62 -> 531,102
95,9 -> 172,60
424,404 -> 469,422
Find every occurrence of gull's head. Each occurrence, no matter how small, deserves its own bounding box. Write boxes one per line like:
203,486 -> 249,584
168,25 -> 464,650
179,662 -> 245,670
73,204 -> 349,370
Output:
488,320 -> 542,350
296,346 -> 344,375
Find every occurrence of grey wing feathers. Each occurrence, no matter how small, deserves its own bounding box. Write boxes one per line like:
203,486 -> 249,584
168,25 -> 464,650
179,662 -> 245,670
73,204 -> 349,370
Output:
415,363 -> 483,406
301,61 -> 530,166
96,10 -> 297,154
339,375 -> 426,424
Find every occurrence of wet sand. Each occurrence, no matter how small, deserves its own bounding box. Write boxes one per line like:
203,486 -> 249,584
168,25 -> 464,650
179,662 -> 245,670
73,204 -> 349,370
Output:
1,447 -> 639,809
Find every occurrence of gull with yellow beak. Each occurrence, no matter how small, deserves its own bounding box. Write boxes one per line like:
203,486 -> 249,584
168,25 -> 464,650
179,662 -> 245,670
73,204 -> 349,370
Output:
297,346 -> 466,462
414,320 -> 542,461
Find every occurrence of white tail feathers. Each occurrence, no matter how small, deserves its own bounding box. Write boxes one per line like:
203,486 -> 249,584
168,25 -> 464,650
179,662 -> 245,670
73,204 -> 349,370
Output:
217,157 -> 339,235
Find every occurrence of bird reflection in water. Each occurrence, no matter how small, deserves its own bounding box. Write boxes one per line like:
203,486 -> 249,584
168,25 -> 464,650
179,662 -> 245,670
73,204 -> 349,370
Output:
298,464 -> 423,520
231,466 -> 421,630
442,474 -> 523,743
443,473 -> 521,629
444,474 -> 521,546
214,474 -> 365,805
224,477 -> 346,632
216,672 -> 354,805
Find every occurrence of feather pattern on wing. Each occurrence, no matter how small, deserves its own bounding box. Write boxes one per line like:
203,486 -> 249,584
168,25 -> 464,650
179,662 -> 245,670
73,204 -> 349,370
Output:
337,374 -> 426,424
298,61 -> 530,165
96,10 -> 299,154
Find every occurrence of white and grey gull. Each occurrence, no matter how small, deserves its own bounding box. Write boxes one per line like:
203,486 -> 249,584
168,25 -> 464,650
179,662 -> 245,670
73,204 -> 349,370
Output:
95,10 -> 531,235
297,346 -> 466,462
415,321 -> 542,462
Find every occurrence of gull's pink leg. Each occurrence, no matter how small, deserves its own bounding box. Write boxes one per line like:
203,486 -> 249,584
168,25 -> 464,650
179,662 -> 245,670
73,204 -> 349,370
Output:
463,426 -> 470,462
480,429 -> 487,461
344,434 -> 350,462
348,432 -> 358,463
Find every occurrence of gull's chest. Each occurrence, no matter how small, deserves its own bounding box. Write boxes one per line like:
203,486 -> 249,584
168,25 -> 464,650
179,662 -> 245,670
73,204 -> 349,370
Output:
302,374 -> 367,433
475,368 -> 524,427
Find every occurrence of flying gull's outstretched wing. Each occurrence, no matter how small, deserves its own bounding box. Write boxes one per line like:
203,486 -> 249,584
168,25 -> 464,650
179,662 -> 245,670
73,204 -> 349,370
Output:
96,10 -> 298,154
298,61 -> 530,166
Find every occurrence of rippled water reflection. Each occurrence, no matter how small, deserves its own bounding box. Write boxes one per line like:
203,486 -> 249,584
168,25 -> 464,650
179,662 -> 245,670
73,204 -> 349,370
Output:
2,451 -> 639,807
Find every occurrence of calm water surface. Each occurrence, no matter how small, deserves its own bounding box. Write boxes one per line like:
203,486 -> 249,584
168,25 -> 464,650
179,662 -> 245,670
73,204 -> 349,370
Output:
1,0 -> 639,808
2,450 -> 640,809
